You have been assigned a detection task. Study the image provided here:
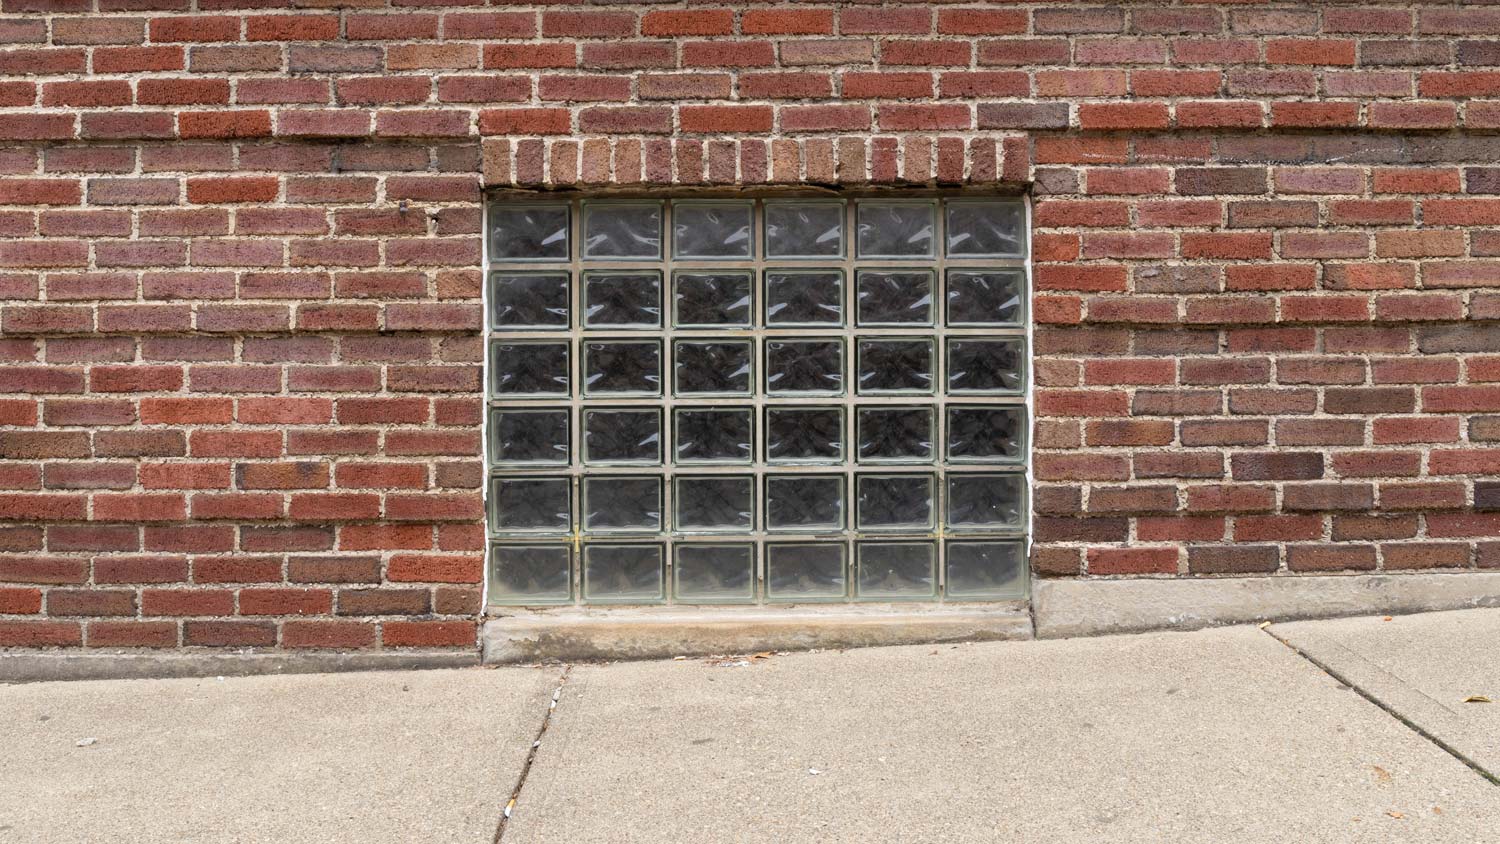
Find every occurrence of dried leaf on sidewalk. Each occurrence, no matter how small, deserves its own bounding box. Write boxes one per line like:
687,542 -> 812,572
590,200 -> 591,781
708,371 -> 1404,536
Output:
1462,695 -> 1492,704
1371,765 -> 1392,786
1386,811 -> 1405,820
751,652 -> 774,660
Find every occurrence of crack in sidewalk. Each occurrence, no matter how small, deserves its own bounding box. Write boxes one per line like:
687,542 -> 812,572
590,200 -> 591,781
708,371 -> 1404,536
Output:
493,665 -> 572,843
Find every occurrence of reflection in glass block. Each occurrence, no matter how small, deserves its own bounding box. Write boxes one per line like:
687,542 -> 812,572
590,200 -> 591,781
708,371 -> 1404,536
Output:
583,543 -> 664,603
490,544 -> 571,604
945,201 -> 1026,257
857,542 -> 936,599
946,406 -> 1025,463
856,270 -> 933,325
947,473 -> 1026,530
674,544 -> 755,603
491,342 -> 569,396
765,475 -> 843,531
948,339 -> 1024,394
584,341 -> 661,395
765,339 -> 842,394
673,202 -> 752,258
857,407 -> 934,462
766,270 -> 842,325
674,272 -> 752,327
674,341 -> 751,395
766,543 -> 846,601
490,477 -> 570,533
583,271 -> 661,328
583,476 -> 661,532
583,202 -> 661,259
675,476 -> 753,531
766,407 -> 842,463
857,340 -> 934,394
856,201 -> 935,257
491,272 -> 568,329
856,474 -> 934,530
491,205 -> 569,261
766,201 -> 843,258
675,408 -> 752,463
946,541 -> 1027,599
946,269 -> 1024,326
489,408 -> 569,466
583,408 -> 660,464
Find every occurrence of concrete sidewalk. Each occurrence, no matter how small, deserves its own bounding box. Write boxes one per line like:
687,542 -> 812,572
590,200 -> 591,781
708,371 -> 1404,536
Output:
4,611 -> 1499,843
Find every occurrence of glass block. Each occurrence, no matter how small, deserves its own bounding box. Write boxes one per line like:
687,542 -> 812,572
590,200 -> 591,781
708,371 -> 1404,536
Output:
857,339 -> 934,394
947,338 -> 1025,394
491,341 -> 569,397
675,408 -> 752,463
766,270 -> 842,326
765,475 -> 843,532
857,542 -> 936,600
582,202 -> 662,259
766,543 -> 846,601
489,408 -> 569,466
583,271 -> 661,328
856,201 -> 935,258
491,271 -> 568,329
583,340 -> 661,396
765,201 -> 844,258
857,407 -> 934,462
673,201 -> 752,258
765,339 -> 842,395
583,408 -> 660,465
945,200 -> 1026,258
856,270 -> 933,326
946,540 -> 1027,599
674,271 -> 753,327
491,204 -> 569,261
674,543 -> 755,603
490,476 -> 571,533
766,406 -> 842,463
946,406 -> 1026,464
675,476 -> 754,532
490,544 -> 571,604
583,543 -> 664,603
856,474 -> 934,530
946,473 -> 1026,531
583,476 -> 661,532
674,340 -> 751,395
946,269 -> 1024,326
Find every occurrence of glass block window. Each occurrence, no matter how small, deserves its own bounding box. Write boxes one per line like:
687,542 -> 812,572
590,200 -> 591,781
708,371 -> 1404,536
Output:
486,196 -> 1029,606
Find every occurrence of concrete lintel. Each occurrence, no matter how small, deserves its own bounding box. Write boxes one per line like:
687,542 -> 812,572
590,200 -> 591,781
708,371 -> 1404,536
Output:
0,649 -> 478,684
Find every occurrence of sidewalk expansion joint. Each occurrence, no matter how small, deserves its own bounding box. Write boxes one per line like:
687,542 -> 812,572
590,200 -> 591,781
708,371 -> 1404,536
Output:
494,664 -> 572,843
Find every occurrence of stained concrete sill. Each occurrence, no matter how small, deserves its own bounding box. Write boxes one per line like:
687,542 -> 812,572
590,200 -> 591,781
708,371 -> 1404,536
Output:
0,649 -> 477,684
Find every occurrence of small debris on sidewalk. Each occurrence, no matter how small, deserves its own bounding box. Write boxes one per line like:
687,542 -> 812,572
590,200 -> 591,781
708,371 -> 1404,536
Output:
807,768 -> 821,776
1462,695 -> 1492,704
75,738 -> 97,747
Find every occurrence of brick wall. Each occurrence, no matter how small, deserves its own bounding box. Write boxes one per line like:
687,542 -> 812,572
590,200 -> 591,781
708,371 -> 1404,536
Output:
0,2 -> 1497,653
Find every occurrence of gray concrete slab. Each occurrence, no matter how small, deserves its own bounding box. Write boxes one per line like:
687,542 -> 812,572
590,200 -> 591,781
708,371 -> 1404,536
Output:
0,666 -> 558,844
509,627 -> 1500,844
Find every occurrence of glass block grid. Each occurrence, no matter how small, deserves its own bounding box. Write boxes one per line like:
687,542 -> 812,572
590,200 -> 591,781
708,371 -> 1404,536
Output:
486,196 -> 1029,606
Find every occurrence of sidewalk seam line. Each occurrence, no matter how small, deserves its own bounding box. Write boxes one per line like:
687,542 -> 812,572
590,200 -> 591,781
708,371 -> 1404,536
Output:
494,665 -> 573,843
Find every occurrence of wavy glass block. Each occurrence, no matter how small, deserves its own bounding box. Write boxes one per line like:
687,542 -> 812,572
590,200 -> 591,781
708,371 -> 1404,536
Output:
491,342 -> 569,397
583,340 -> 661,396
857,542 -> 936,600
856,474 -> 934,530
583,543 -> 664,603
674,543 -> 755,603
856,270 -> 933,325
582,202 -> 661,259
766,270 -> 842,326
583,408 -> 660,465
491,204 -> 569,261
583,476 -> 661,532
766,406 -> 842,463
675,476 -> 754,532
947,338 -> 1024,394
856,201 -> 935,258
946,540 -> 1027,599
857,407 -> 934,462
673,271 -> 753,327
490,476 -> 571,534
946,473 -> 1026,531
765,474 -> 843,532
674,408 -> 752,463
765,339 -> 843,395
489,408 -> 569,466
673,202 -> 753,258
857,339 -> 934,394
674,340 -> 751,395
946,269 -> 1024,326
766,543 -> 846,601
491,271 -> 569,329
765,201 -> 844,258
490,544 -> 571,604
946,406 -> 1026,464
945,200 -> 1026,258
583,271 -> 661,328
